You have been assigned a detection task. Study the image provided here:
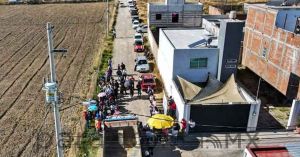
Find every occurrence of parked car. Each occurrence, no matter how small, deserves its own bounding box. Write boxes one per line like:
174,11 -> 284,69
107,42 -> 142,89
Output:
135,56 -> 150,72
130,9 -> 138,16
129,4 -> 136,10
120,2 -> 126,7
136,24 -> 148,33
134,33 -> 143,42
132,20 -> 140,29
128,0 -> 133,5
141,74 -> 156,91
134,40 -> 144,52
131,15 -> 139,23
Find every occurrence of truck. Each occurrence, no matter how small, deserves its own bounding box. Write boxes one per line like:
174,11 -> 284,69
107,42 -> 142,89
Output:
102,115 -> 142,157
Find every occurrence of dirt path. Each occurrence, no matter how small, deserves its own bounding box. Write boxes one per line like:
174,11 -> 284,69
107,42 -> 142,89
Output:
0,3 -> 106,156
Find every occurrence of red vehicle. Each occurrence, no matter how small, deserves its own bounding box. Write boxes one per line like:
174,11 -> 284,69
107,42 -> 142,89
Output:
141,74 -> 156,91
134,40 -> 144,52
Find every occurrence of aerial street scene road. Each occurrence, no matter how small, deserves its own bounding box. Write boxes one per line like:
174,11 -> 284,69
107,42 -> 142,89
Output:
0,0 -> 300,157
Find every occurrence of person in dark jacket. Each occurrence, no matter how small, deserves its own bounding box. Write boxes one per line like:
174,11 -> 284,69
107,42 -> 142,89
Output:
121,62 -> 126,70
136,81 -> 142,98
114,80 -> 119,99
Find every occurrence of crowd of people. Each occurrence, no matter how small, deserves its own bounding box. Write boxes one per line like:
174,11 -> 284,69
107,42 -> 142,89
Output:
82,59 -> 133,133
82,58 -> 195,157
139,117 -> 189,157
82,58 -> 156,133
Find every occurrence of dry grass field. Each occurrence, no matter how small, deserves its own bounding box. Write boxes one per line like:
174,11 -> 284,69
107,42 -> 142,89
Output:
0,3 -> 106,156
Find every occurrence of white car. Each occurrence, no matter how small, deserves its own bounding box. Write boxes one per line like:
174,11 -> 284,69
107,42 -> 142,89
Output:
134,33 -> 143,43
132,20 -> 139,29
128,0 -> 133,5
136,24 -> 148,33
135,56 -> 150,72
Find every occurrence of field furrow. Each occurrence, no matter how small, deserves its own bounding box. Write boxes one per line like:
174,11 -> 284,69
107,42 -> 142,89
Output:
0,3 -> 106,156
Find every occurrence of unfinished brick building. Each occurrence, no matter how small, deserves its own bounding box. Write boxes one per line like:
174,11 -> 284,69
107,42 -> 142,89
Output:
242,3 -> 300,99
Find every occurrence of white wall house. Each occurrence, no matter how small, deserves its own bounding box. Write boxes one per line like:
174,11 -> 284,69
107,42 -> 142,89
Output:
157,28 -> 260,133
147,0 -> 203,28
158,28 -> 219,84
157,28 -> 219,122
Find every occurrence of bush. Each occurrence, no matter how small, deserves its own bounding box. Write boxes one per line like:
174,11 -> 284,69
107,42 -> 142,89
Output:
150,25 -> 156,33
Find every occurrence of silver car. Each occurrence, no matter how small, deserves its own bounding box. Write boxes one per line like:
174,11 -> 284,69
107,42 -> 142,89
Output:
132,20 -> 139,29
136,25 -> 148,33
135,56 -> 150,72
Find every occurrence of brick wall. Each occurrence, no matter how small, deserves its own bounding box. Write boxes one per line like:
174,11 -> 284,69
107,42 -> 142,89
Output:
242,6 -> 300,99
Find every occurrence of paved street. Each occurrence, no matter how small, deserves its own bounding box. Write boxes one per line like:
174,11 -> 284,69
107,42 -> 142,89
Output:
112,3 -> 180,157
112,1 -> 150,125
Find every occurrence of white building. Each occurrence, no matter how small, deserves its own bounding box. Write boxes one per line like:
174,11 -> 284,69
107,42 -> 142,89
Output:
157,28 -> 260,133
158,28 -> 219,123
147,0 -> 203,27
158,28 -> 219,84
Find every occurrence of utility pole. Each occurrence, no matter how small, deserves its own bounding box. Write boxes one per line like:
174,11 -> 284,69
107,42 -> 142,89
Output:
106,0 -> 109,37
43,22 -> 67,157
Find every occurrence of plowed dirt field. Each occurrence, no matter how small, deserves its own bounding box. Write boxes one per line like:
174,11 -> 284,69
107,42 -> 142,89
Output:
0,3 -> 106,156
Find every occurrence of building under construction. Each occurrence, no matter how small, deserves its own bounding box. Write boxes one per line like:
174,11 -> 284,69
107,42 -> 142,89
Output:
242,2 -> 300,99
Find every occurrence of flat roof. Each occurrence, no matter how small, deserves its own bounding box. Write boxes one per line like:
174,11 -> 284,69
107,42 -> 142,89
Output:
248,143 -> 300,157
162,28 -> 218,49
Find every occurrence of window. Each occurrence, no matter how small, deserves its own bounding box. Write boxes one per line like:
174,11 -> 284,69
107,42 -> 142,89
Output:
172,13 -> 179,23
144,79 -> 154,83
225,64 -> 236,68
261,47 -> 268,58
190,58 -> 208,69
226,59 -> 237,63
156,14 -> 162,20
138,60 -> 147,65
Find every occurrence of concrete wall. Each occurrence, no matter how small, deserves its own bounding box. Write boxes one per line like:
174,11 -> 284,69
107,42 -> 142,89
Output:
158,29 -> 175,91
246,101 -> 261,132
242,5 -> 300,99
202,18 -> 220,36
147,27 -> 159,61
217,20 -> 245,82
287,99 -> 300,129
174,48 -> 219,82
148,3 -> 202,28
162,80 -> 188,127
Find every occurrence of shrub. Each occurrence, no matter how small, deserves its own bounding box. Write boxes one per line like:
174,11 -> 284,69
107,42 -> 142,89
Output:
150,25 -> 156,33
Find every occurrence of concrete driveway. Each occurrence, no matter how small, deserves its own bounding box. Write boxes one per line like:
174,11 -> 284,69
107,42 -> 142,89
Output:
112,1 -> 150,125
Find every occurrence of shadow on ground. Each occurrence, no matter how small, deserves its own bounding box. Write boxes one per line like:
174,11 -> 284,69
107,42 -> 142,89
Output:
236,68 -> 290,130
